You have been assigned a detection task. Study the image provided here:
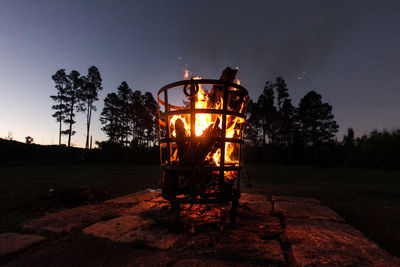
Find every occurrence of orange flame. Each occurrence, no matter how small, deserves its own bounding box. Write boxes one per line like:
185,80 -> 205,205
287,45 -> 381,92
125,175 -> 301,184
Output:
169,73 -> 245,169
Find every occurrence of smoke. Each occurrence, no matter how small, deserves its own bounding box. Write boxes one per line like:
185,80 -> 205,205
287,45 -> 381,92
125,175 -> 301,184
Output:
177,1 -> 360,82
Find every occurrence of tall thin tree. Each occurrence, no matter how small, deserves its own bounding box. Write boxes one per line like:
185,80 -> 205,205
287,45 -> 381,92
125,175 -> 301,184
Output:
51,69 -> 69,145
117,82 -> 133,145
274,77 -> 289,111
64,70 -> 84,147
82,66 -> 103,149
142,92 -> 158,147
129,90 -> 143,146
257,81 -> 277,144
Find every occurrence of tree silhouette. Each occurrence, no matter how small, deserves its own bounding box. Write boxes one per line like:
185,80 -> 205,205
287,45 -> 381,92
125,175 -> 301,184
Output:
25,136 -> 34,144
345,129 -> 400,169
142,92 -> 158,147
278,97 -> 296,145
130,90 -> 144,146
242,78 -> 341,165
100,82 -> 132,145
100,92 -> 122,142
117,82 -> 133,145
244,98 -> 261,146
81,66 -> 103,149
297,91 -> 339,147
343,128 -> 355,148
257,81 -> 277,144
51,69 -> 69,145
100,82 -> 158,147
63,70 -> 84,147
274,77 -> 289,111
129,90 -> 158,147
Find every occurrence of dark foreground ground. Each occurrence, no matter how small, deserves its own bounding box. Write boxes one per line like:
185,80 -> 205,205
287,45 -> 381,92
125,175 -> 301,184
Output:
1,164 -> 399,258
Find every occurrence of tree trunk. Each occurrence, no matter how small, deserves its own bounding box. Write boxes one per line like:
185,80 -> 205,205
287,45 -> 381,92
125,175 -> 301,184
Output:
68,100 -> 74,147
58,98 -> 64,146
85,101 -> 92,149
59,113 -> 62,146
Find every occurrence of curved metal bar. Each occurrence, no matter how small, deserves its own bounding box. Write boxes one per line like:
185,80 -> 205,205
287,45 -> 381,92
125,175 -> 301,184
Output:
160,137 -> 243,144
157,79 -> 248,113
157,79 -> 248,98
158,98 -> 183,110
183,79 -> 199,97
161,165 -> 241,171
160,108 -> 246,118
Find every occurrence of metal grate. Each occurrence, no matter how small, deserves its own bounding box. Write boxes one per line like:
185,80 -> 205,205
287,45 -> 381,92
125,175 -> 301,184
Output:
158,79 -> 248,221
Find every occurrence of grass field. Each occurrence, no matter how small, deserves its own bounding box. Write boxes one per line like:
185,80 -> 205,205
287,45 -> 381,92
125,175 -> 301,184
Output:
0,164 -> 399,257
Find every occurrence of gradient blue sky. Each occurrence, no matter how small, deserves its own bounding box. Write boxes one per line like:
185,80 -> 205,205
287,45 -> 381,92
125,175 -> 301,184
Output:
1,0 -> 399,147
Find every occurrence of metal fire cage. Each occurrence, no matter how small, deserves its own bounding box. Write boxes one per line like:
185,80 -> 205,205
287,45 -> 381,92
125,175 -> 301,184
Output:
158,79 -> 248,222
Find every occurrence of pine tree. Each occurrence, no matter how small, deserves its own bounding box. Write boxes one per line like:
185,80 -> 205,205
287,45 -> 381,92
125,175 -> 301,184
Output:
63,70 -> 84,147
142,92 -> 158,147
297,91 -> 339,147
100,93 -> 123,142
50,69 -> 69,145
274,77 -> 289,111
81,66 -> 103,149
116,82 -> 133,145
257,81 -> 277,144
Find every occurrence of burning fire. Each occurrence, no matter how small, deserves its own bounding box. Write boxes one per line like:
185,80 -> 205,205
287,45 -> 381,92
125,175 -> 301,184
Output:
169,72 -> 245,167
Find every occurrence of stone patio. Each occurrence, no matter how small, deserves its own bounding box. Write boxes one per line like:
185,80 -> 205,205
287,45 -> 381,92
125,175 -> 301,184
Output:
1,189 -> 399,266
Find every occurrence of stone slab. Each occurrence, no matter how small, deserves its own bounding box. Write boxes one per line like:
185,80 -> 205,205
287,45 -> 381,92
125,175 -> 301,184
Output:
105,189 -> 160,205
23,203 -> 125,234
239,200 -> 272,216
239,215 -> 283,238
0,233 -> 46,257
125,200 -> 160,215
128,251 -> 173,267
285,218 -> 400,266
240,193 -> 269,202
214,229 -> 285,264
173,258 -> 230,267
125,199 -> 169,216
173,257 -> 268,267
274,200 -> 345,222
1,232 -> 170,267
179,228 -> 285,265
12,191 -> 399,266
83,215 -> 180,249
272,195 -> 321,204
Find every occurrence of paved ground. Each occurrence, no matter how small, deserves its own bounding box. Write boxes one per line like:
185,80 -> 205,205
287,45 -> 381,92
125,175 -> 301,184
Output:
1,190 -> 399,266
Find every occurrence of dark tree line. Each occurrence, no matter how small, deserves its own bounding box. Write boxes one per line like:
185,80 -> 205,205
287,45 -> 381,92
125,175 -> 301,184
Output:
51,67 -> 158,149
341,128 -> 400,169
51,66 -> 103,148
100,81 -> 158,147
244,77 -> 339,165
50,71 -> 400,169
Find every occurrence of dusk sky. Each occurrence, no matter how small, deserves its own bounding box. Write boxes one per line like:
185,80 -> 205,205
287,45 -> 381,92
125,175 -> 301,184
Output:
1,0 -> 399,147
